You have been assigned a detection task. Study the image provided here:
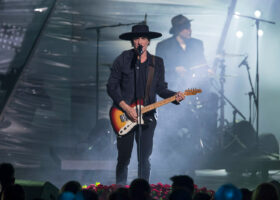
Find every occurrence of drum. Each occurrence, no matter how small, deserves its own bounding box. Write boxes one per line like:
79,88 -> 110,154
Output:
223,121 -> 257,156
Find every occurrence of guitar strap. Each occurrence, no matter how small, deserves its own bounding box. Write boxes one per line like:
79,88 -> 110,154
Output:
144,56 -> 155,105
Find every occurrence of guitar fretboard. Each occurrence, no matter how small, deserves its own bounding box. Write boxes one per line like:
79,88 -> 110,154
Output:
142,95 -> 176,114
141,90 -> 201,114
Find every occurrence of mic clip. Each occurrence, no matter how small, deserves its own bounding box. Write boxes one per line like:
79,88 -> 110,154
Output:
137,45 -> 143,55
238,55 -> 248,68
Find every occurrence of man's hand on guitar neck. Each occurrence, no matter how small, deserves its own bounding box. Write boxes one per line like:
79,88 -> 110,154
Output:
175,92 -> 185,103
119,100 -> 138,122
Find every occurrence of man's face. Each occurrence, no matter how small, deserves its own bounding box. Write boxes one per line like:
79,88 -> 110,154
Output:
133,36 -> 149,54
179,28 -> 192,39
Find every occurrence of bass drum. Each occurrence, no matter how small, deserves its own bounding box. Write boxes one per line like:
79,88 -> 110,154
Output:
223,121 -> 257,157
259,133 -> 279,158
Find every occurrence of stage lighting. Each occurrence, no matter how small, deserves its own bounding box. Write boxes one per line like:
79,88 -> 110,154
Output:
236,31 -> 243,38
258,29 -> 264,37
34,7 -> 48,13
234,12 -> 240,19
254,10 -> 262,18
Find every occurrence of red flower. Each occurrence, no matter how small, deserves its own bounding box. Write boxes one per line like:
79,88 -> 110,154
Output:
84,183 -> 214,200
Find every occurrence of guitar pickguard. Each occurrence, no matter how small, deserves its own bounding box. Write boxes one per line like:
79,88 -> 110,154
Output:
118,110 -> 144,136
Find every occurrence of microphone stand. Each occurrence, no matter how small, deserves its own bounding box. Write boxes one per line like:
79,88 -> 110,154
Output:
238,56 -> 257,124
135,46 -> 143,179
233,13 -> 276,141
86,15 -> 147,124
248,92 -> 253,124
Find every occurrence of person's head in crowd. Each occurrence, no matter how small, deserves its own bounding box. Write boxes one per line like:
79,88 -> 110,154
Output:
215,184 -> 242,200
240,188 -> 252,200
1,184 -> 25,200
168,189 -> 192,200
193,192 -> 211,200
109,188 -> 129,200
270,180 -> 280,197
129,178 -> 151,200
0,163 -> 15,190
81,189 -> 98,200
58,192 -> 76,200
252,182 -> 279,200
60,181 -> 82,194
170,175 -> 194,195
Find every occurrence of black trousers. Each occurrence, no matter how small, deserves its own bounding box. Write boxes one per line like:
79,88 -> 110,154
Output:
116,115 -> 157,185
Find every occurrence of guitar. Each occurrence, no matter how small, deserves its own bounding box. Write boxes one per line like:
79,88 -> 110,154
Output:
110,89 -> 202,136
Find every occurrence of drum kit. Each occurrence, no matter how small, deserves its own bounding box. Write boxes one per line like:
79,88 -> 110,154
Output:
173,58 -> 276,160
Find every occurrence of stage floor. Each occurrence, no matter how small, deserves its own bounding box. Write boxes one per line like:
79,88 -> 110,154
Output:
15,166 -> 280,191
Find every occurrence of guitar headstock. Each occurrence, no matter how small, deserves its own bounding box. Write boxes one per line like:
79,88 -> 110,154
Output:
184,88 -> 202,96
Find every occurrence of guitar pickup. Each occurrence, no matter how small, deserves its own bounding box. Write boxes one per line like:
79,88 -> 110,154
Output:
120,114 -> 127,122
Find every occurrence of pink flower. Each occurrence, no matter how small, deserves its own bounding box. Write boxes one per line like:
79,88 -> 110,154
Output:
200,187 -> 207,192
85,182 -> 213,200
157,182 -> 164,187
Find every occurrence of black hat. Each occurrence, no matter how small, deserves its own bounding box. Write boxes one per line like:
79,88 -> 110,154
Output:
169,14 -> 193,34
119,24 -> 162,40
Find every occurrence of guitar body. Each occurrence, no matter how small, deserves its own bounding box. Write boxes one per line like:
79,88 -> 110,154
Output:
110,102 -> 144,136
110,89 -> 202,136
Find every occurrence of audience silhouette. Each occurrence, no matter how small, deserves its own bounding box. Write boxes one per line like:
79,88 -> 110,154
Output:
0,163 -> 15,199
129,178 -> 152,200
2,162 -> 280,200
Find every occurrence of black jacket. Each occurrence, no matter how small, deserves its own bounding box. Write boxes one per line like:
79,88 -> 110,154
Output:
107,49 -> 176,108
156,37 -> 206,79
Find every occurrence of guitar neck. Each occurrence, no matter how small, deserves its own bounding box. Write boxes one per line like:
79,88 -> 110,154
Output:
141,89 -> 201,114
142,95 -> 177,114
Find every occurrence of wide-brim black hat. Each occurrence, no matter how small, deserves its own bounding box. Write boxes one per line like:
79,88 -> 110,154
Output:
119,24 -> 162,40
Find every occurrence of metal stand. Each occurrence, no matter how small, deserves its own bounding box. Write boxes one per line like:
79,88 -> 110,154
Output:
218,55 -> 226,130
238,56 -> 257,124
233,13 -> 275,140
211,53 -> 247,148
211,0 -> 237,147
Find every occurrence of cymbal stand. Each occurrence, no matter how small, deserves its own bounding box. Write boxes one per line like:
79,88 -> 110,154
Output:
217,55 -> 226,147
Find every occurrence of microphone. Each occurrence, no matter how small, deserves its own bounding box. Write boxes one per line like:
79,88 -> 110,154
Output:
238,55 -> 248,68
137,45 -> 143,55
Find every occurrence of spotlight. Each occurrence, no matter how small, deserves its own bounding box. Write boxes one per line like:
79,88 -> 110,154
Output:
34,7 -> 48,12
254,10 -> 262,18
236,31 -> 243,38
234,12 -> 240,19
258,29 -> 264,37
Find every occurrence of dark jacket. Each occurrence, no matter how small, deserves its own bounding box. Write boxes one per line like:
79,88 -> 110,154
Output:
156,37 -> 206,76
107,49 -> 176,108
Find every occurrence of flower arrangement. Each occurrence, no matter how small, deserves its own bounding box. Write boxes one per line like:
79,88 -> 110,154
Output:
85,182 -> 214,200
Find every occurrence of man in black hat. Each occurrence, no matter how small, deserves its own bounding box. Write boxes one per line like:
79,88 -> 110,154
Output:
156,15 -> 218,160
107,24 -> 185,184
156,14 -> 209,88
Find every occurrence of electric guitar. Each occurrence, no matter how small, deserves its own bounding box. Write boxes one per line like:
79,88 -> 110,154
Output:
110,88 -> 202,136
